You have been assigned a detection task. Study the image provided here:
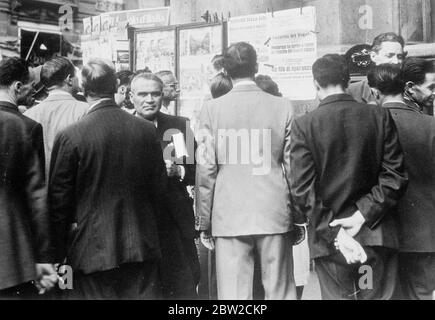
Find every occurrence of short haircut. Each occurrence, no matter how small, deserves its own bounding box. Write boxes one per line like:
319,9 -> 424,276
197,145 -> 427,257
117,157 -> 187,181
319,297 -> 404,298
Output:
372,32 -> 405,53
255,74 -> 282,97
224,42 -> 257,79
0,57 -> 30,87
41,56 -> 76,88
116,70 -> 134,87
367,64 -> 405,96
312,54 -> 350,89
81,59 -> 117,98
210,72 -> 233,99
211,54 -> 225,71
130,72 -> 164,92
403,57 -> 435,85
135,67 -> 152,74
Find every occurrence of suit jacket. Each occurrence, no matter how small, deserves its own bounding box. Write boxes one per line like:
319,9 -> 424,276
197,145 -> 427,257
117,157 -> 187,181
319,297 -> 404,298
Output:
384,102 -> 435,252
196,83 -> 305,237
155,112 -> 196,240
0,101 -> 45,176
49,100 -> 167,274
289,94 -> 408,259
0,107 -> 51,290
348,78 -> 376,105
24,92 -> 89,177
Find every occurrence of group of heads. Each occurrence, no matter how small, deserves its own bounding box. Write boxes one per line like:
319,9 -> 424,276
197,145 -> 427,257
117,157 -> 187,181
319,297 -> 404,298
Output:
0,56 -> 84,107
209,43 -> 282,99
114,68 -> 180,115
313,32 -> 435,110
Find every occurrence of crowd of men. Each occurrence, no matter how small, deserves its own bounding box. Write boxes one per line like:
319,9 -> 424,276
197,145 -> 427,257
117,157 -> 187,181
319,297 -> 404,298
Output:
0,30 -> 435,300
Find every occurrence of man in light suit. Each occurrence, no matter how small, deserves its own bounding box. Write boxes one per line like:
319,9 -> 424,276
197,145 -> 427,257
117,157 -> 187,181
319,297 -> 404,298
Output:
49,59 -> 167,299
290,54 -> 408,300
25,57 -> 88,178
368,62 -> 435,300
196,42 -> 305,300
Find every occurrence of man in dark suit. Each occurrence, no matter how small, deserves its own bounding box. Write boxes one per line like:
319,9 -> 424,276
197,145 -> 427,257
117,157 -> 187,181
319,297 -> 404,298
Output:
130,72 -> 199,299
49,59 -> 167,299
368,62 -> 435,300
0,57 -> 45,175
290,54 -> 408,300
0,57 -> 56,298
402,57 -> 435,115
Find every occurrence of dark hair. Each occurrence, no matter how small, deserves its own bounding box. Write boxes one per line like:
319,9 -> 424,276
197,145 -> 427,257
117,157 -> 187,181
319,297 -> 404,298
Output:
0,57 -> 30,87
312,54 -> 350,89
255,74 -> 282,97
130,72 -> 164,92
224,42 -> 257,79
116,70 -> 134,87
403,57 -> 435,85
372,32 -> 405,53
210,73 -> 233,99
135,67 -> 152,74
211,54 -> 225,72
367,64 -> 405,96
40,57 -> 75,88
81,59 -> 117,98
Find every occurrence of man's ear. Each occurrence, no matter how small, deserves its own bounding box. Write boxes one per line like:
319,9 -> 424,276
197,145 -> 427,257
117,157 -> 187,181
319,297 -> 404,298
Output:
313,79 -> 321,92
254,63 -> 259,75
405,81 -> 415,94
370,51 -> 377,63
12,81 -> 23,92
65,74 -> 73,86
370,87 -> 380,100
119,85 -> 126,95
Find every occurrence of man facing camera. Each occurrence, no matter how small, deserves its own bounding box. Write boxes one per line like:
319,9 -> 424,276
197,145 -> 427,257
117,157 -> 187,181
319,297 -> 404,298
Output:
368,63 -> 435,300
49,59 -> 167,299
290,54 -> 408,300
348,32 -> 406,104
130,72 -> 199,299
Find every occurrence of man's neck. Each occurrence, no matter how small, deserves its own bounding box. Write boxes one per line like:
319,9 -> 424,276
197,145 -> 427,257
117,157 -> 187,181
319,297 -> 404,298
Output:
0,91 -> 15,105
232,77 -> 255,86
320,86 -> 346,100
48,86 -> 72,95
383,94 -> 405,105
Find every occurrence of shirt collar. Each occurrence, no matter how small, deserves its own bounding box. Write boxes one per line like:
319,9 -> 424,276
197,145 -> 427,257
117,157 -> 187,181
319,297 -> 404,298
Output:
403,91 -> 424,114
48,89 -> 73,97
0,100 -> 18,112
233,80 -> 256,88
88,98 -> 112,113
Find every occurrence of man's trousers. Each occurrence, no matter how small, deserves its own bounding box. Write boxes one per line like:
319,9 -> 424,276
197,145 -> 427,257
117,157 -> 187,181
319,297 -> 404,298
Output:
398,252 -> 435,300
315,246 -> 398,300
215,233 -> 297,300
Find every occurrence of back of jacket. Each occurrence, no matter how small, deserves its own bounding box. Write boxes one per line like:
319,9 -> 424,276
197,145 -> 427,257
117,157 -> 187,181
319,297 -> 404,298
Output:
197,84 -> 302,237
49,101 -> 167,274
385,102 -> 435,252
0,111 -> 50,290
290,94 -> 407,258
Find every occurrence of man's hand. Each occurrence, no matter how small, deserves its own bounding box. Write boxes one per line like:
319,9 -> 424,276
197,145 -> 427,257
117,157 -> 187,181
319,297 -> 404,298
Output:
200,230 -> 215,251
329,210 -> 366,237
35,263 -> 58,294
335,229 -> 368,265
165,160 -> 182,178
